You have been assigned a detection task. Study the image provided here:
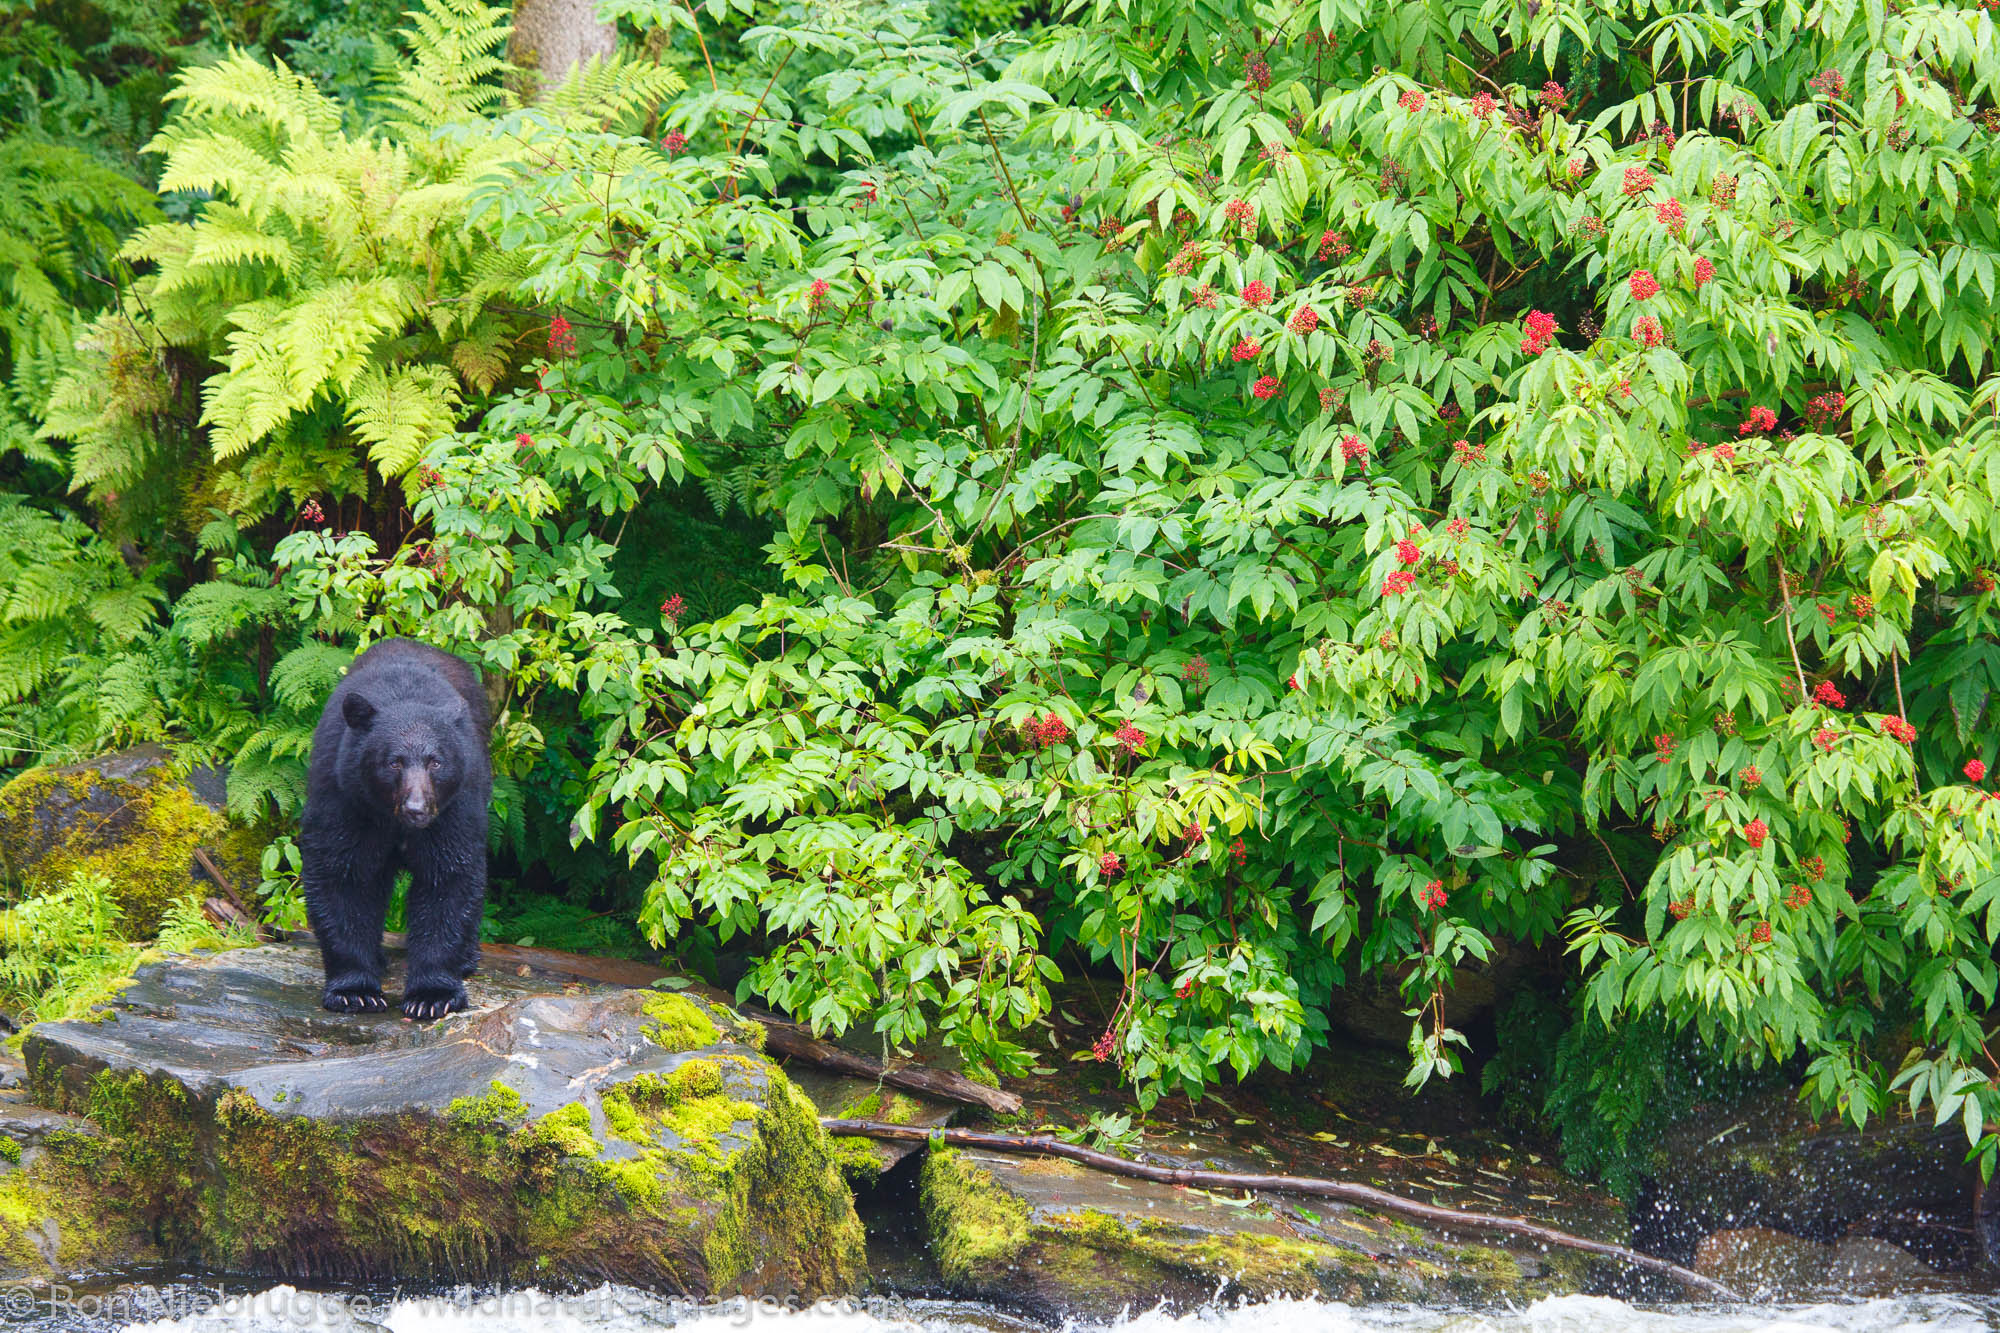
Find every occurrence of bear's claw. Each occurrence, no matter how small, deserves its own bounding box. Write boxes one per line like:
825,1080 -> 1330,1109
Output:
323,987 -> 389,1013
401,990 -> 467,1021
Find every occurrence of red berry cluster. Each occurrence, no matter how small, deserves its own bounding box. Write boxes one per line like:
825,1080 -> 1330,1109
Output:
1091,1027 -> 1116,1061
1849,594 -> 1874,620
1654,198 -> 1686,231
1470,92 -> 1497,118
1805,390 -> 1846,428
1813,680 -> 1846,708
1784,883 -> 1813,910
1622,166 -> 1656,196
1654,733 -> 1676,763
1813,726 -> 1839,752
1340,433 -> 1369,464
1395,538 -> 1421,566
1098,851 -> 1122,876
1165,242 -> 1204,276
1739,406 -> 1778,436
1692,256 -> 1716,287
1967,759 -> 1988,783
299,499 -> 325,526
1520,309 -> 1559,355
1878,716 -> 1917,744
1398,88 -> 1427,112
1539,81 -> 1569,112
1382,570 -> 1417,597
1808,69 -> 1848,99
661,131 -> 687,154
1224,198 -> 1256,227
1744,818 -> 1769,849
1190,285 -> 1219,309
515,432 -> 534,450
1739,765 -> 1762,787
1419,879 -> 1448,910
1628,270 -> 1661,300
1252,375 -> 1281,400
1025,712 -> 1070,746
1452,438 -> 1486,464
1230,837 -> 1247,866
1633,316 -> 1665,347
1241,280 -> 1274,308
1802,855 -> 1826,881
546,313 -> 576,357
1750,921 -> 1773,943
1669,897 -> 1694,920
1288,307 -> 1319,335
659,593 -> 685,623
1113,722 -> 1146,753
1317,229 -> 1352,261
1181,656 -> 1209,686
1232,337 -> 1261,362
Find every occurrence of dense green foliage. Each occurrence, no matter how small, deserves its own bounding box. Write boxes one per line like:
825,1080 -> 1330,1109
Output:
6,0 -> 2000,1177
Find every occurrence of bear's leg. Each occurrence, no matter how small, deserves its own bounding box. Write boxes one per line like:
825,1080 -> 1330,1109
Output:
301,823 -> 394,1013
400,815 -> 486,1020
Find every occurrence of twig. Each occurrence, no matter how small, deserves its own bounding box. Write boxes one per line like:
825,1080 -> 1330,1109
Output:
822,1121 -> 1741,1300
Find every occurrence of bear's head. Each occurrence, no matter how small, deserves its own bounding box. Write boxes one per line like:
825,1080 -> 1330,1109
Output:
340,693 -> 471,830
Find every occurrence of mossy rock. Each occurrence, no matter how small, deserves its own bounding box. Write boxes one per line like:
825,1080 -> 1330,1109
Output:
20,944 -> 863,1291
0,1104 -> 156,1280
919,1146 -> 1597,1321
0,745 -> 261,935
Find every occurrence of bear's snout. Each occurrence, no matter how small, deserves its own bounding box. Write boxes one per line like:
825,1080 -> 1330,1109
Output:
398,772 -> 439,828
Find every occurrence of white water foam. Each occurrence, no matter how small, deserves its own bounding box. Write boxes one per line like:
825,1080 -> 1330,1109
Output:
97,1286 -> 2000,1333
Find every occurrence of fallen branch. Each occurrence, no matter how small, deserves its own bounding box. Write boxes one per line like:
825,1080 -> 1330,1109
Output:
766,1027 -> 1021,1115
821,1120 -> 1738,1301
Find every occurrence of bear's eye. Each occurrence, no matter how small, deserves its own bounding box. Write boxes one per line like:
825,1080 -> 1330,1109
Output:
390,755 -> 405,769
425,756 -> 441,772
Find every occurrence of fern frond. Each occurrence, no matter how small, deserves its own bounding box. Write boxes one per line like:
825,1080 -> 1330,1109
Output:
269,642 -> 354,712
159,51 -> 343,146
390,0 -> 513,132
347,365 -> 461,476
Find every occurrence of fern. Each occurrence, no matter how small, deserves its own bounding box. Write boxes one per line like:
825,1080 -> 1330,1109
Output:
40,0 -> 528,522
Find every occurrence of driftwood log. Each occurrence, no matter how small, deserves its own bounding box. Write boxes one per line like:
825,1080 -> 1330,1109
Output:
821,1119 -> 1740,1301
282,929 -> 1021,1114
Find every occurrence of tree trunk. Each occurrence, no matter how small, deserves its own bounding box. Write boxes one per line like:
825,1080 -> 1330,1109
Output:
510,0 -> 617,97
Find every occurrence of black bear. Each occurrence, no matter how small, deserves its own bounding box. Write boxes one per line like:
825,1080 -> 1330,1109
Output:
300,638 -> 490,1019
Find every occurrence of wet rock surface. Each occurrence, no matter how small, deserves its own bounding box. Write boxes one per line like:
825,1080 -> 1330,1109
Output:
916,1140 -> 1599,1320
1692,1226 -> 1952,1299
1636,1091 -> 1980,1276
2,943 -> 861,1292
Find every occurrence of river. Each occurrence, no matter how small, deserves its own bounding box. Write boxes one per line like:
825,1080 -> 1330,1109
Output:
0,1284 -> 1994,1332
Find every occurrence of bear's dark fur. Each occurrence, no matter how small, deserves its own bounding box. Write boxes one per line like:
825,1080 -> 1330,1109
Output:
300,638 -> 490,1019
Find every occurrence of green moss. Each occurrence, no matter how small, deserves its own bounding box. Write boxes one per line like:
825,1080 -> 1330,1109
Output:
20,1043 -> 863,1294
826,1136 -> 884,1185
0,1139 -> 21,1166
920,1146 -> 1030,1281
530,1103 -> 598,1159
641,992 -> 721,1051
445,1081 -> 526,1128
0,764 -> 228,935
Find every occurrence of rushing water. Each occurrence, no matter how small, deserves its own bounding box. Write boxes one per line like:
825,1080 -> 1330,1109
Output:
0,1284 -> 1989,1333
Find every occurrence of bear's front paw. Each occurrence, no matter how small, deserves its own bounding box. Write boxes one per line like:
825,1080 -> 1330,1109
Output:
401,984 -> 467,1021
323,982 -> 389,1013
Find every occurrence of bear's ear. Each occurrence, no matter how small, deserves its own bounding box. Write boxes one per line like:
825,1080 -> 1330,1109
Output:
342,692 -> 377,732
